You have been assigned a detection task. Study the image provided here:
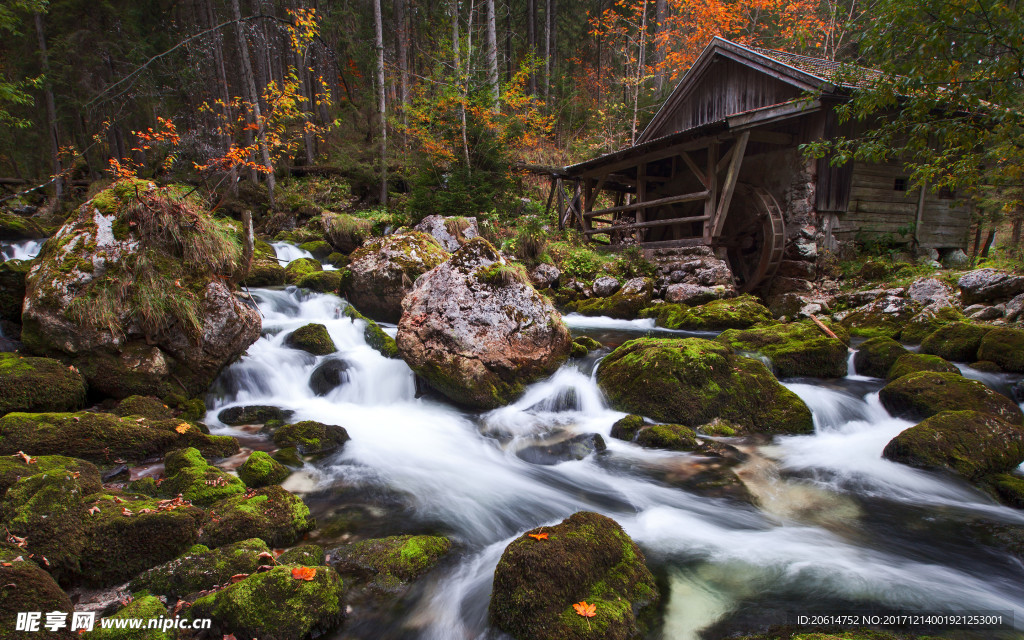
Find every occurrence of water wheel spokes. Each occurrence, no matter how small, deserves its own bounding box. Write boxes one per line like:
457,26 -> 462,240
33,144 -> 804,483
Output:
717,184 -> 785,293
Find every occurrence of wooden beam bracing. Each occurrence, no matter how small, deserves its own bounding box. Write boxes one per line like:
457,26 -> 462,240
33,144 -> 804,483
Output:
583,190 -> 710,218
713,130 -> 751,237
680,151 -> 707,188
584,215 -> 711,235
703,142 -> 719,243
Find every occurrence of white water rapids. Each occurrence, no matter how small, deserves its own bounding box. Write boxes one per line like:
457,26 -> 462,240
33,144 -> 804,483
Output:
208,287 -> 1024,639
0,238 -> 43,261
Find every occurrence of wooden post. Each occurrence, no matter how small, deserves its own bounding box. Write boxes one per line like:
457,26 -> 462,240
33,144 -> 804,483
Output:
713,131 -> 750,238
636,162 -> 647,244
703,143 -> 719,243
914,180 -> 927,247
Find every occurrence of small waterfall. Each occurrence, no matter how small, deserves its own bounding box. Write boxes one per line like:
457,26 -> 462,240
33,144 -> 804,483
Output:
1,239 -> 43,261
271,241 -> 338,270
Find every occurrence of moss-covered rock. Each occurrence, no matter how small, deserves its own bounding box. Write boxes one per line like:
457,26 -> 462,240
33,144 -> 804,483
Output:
283,257 -> 322,284
717,320 -> 849,378
0,411 -> 237,465
298,240 -> 332,259
0,453 -> 101,498
187,564 -> 343,640
920,322 -> 992,362
572,335 -> 602,352
900,304 -> 966,344
878,372 -> 1023,423
852,336 -> 909,378
277,544 -> 325,566
635,424 -> 699,451
0,212 -> 44,240
295,269 -> 341,294
284,323 -> 336,356
0,259 -> 30,329
87,595 -> 174,640
238,451 -> 290,488
886,353 -> 960,380
242,254 -> 287,287
489,511 -> 659,640
988,473 -> 1024,508
640,295 -> 774,330
114,395 -> 174,420
218,405 -> 293,426
340,303 -> 399,358
610,415 -> 645,441
840,295 -> 920,338
343,231 -> 449,323
159,447 -> 245,506
0,353 -> 87,416
570,341 -> 588,357
883,410 -> 1024,480
0,553 -> 75,640
564,278 -> 653,320
331,535 -> 450,592
976,327 -> 1024,372
598,338 -> 812,434
129,538 -> 271,598
200,485 -> 314,549
272,420 -> 350,456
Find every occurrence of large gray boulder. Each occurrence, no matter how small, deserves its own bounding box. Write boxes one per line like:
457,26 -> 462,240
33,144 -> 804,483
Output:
341,231 -> 449,323
958,268 -> 1024,305
907,277 -> 952,306
413,215 -> 479,252
20,182 -> 260,398
397,237 -> 572,409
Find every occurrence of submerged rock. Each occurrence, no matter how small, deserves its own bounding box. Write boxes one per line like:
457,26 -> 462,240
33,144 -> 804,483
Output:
517,433 -> 606,465
883,410 -> 1024,481
853,336 -> 909,378
331,534 -> 451,592
397,238 -> 572,409
308,357 -> 351,395
0,353 -> 86,416
489,511 -> 659,640
716,320 -> 849,378
596,338 -> 812,434
878,372 -> 1023,423
218,405 -> 293,426
342,231 -> 449,323
640,295 -> 773,331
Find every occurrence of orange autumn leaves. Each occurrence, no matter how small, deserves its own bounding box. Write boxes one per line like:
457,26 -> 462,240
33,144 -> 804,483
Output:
291,567 -> 316,581
525,531 -> 599,626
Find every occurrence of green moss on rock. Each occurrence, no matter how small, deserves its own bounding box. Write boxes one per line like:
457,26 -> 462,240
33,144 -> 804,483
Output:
238,451 -> 290,488
114,395 -> 174,420
489,511 -> 659,640
988,473 -> 1024,508
882,410 -> 1024,480
0,556 -> 74,640
129,538 -> 271,598
332,534 -> 450,591
284,257 -> 322,284
853,337 -> 909,378
609,415 -> 645,442
341,304 -> 399,358
717,320 -> 850,378
284,323 -> 336,356
640,295 -> 774,330
243,256 -> 287,287
878,372 -> 1023,423
0,353 -> 87,416
900,305 -> 966,344
88,595 -> 174,640
159,447 -> 245,506
597,338 -> 813,434
977,327 -> 1024,372
635,424 -> 699,451
886,353 -> 960,380
920,322 -> 992,362
0,259 -> 30,327
188,564 -> 343,640
272,420 -> 350,456
0,212 -> 44,240
572,335 -> 602,352
200,485 -> 314,549
565,281 -> 653,320
277,545 -> 325,566
298,240 -> 332,259
295,270 -> 342,293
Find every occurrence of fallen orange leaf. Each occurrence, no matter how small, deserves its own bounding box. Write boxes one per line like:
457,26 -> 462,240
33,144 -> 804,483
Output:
573,601 -> 596,618
175,423 -> 191,434
291,566 -> 316,581
527,532 -> 548,541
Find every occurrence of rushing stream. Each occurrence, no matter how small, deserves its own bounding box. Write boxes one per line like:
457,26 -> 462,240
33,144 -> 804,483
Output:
207,286 -> 1024,640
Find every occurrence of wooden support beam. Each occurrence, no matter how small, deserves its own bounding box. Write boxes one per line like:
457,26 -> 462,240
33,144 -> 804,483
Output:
636,162 -> 647,242
713,130 -> 750,237
546,178 -> 558,223
703,142 -> 719,243
716,142 -> 736,174
584,190 -> 710,218
680,151 -> 707,188
584,215 -> 711,235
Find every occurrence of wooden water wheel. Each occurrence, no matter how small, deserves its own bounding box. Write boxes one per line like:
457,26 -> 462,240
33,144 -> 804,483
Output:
717,184 -> 786,293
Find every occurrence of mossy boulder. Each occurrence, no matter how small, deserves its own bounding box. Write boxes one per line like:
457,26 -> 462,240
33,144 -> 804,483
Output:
635,424 -> 699,451
114,394 -> 174,420
340,303 -> 399,358
298,240 -> 332,259
283,257 -> 322,284
218,405 -> 293,426
989,473 -> 1024,508
886,353 -> 959,380
187,564 -> 344,640
295,269 -> 342,293
331,534 -> 451,592
129,538 -> 271,598
20,182 -> 261,399
920,322 -> 992,362
610,415 -> 645,441
272,420 -> 350,457
159,447 -> 245,506
489,511 -> 659,640
87,595 -> 173,640
878,372 -> 1023,423
640,295 -> 773,330
0,259 -> 30,330
853,337 -> 909,378
899,304 -> 965,344
284,323 -> 336,356
976,327 -> 1024,372
200,485 -> 314,549
397,238 -> 572,409
564,278 -> 654,320
0,353 -> 86,416
840,295 -> 920,338
0,212 -> 44,240
0,453 -> 100,497
597,338 -> 813,434
343,231 -> 449,323
242,254 -> 287,287
717,320 -> 849,378
238,451 -> 290,487
0,553 -> 75,640
277,544 -> 325,566
882,410 -> 1024,480
573,335 -> 602,352
0,411 -> 237,465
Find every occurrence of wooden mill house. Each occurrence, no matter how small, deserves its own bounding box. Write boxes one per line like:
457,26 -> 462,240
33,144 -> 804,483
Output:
550,37 -> 972,292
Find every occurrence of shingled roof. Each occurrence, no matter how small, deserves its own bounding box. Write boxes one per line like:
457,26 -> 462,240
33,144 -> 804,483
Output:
746,44 -> 886,89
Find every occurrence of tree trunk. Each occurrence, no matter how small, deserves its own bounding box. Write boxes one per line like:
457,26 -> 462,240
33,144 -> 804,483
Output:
631,0 -> 648,145
231,0 -> 276,205
373,0 -> 388,204
34,12 -> 63,201
654,0 -> 666,91
486,0 -> 499,109
505,1 -> 513,82
543,0 -> 551,101
527,0 -> 537,94
980,226 -> 997,259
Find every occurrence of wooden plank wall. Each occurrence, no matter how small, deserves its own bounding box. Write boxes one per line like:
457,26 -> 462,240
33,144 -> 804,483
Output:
836,161 -> 970,249
649,58 -> 802,138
